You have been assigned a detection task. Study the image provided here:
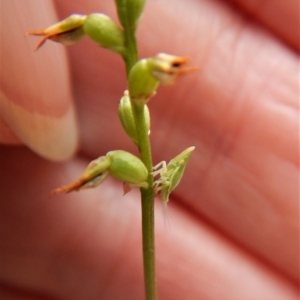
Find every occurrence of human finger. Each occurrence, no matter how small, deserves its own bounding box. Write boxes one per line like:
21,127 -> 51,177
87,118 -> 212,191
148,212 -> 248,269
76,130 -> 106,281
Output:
225,0 -> 299,51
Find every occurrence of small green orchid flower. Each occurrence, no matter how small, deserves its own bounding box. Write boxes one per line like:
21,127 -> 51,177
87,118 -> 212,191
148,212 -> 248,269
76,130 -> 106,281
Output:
52,150 -> 148,195
129,53 -> 197,104
27,13 -> 125,54
152,147 -> 195,202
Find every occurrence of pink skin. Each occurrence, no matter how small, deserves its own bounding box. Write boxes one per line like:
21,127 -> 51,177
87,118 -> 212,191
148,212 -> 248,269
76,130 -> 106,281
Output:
0,0 -> 298,299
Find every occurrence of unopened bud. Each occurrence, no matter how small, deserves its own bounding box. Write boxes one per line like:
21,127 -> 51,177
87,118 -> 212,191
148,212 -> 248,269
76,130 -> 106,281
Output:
115,0 -> 146,30
118,91 -> 150,143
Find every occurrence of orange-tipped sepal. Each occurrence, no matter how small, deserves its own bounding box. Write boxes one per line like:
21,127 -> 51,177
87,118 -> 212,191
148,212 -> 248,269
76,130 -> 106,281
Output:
149,53 -> 198,84
27,14 -> 87,50
51,171 -> 109,195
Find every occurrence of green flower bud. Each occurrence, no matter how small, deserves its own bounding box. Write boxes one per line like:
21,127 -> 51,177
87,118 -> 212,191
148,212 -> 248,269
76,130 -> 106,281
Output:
106,150 -> 148,188
153,146 -> 195,202
27,14 -> 87,50
51,150 -> 148,195
115,0 -> 146,30
128,53 -> 196,104
118,91 -> 150,143
83,13 -> 125,54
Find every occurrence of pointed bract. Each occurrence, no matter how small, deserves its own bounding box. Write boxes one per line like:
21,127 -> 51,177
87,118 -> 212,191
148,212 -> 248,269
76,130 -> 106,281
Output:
153,147 -> 195,202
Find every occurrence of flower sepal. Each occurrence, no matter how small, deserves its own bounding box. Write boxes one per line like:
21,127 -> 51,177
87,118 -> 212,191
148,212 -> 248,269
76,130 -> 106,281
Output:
27,14 -> 87,50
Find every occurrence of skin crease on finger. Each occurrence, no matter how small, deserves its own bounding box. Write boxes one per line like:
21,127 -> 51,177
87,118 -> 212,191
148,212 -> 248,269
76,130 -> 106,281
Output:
225,0 -> 299,51
55,0 -> 299,282
0,0 -> 298,300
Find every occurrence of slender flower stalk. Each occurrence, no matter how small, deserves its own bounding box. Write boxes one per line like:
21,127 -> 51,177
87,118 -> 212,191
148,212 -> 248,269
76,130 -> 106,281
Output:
116,5 -> 156,298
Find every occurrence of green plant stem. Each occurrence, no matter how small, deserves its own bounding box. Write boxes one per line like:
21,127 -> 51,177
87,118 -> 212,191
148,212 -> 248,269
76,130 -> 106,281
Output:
140,184 -> 156,300
132,103 -> 156,300
123,29 -> 138,75
122,22 -> 157,300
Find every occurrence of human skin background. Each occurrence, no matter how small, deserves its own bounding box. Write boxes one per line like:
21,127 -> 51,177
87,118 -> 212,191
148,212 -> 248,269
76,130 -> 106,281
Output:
0,0 -> 299,299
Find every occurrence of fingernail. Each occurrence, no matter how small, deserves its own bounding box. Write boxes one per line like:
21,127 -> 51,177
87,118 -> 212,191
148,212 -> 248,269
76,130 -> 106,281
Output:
0,91 -> 78,161
0,0 -> 78,161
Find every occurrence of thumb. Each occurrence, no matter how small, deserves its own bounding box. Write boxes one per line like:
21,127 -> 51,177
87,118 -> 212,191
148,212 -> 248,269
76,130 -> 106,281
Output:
0,0 -> 78,161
